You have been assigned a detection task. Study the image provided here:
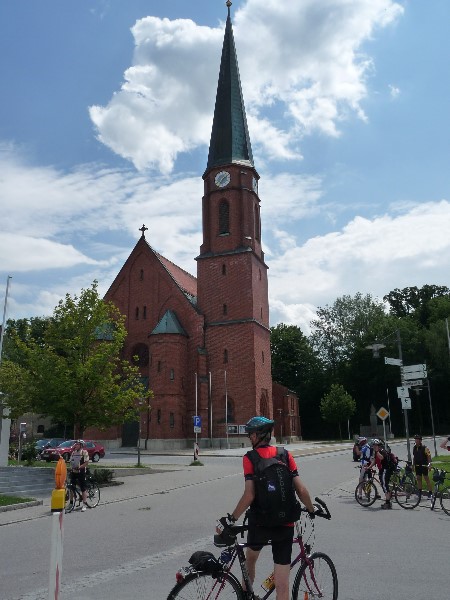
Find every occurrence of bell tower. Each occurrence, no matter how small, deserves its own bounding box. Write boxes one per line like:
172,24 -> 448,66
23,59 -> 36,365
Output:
196,1 -> 272,440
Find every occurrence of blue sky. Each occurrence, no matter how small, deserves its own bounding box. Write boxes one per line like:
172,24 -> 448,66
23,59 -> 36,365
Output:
1,0 -> 449,333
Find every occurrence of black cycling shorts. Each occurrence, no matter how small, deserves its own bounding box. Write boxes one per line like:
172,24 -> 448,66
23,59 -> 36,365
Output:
70,470 -> 87,492
414,465 -> 429,477
247,524 -> 294,565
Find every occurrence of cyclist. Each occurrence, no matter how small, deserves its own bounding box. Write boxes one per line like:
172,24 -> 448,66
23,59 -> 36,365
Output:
412,434 -> 433,505
69,439 -> 90,512
369,439 -> 394,509
216,416 -> 314,600
358,436 -> 372,482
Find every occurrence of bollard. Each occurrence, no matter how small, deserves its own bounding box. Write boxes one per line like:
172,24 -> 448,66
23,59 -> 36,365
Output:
48,456 -> 67,599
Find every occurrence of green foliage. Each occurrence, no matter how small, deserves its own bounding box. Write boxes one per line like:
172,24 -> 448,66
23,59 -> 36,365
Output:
311,293 -> 387,372
0,495 -> 33,506
89,468 -> 114,484
320,384 -> 356,440
384,285 -> 450,326
0,281 -> 152,435
20,442 -> 39,465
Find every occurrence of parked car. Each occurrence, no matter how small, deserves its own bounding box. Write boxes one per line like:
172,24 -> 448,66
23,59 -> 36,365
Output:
41,440 -> 105,463
35,438 -> 65,459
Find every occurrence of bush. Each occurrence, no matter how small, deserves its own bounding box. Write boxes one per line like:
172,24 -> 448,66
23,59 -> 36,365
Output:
20,443 -> 39,465
90,468 -> 114,484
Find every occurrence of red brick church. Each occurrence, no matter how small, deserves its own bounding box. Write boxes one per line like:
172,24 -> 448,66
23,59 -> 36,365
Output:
95,4 -> 300,449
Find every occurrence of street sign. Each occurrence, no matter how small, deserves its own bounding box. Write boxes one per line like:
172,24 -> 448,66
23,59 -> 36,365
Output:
397,386 -> 410,398
401,397 -> 412,410
402,369 -> 427,380
403,363 -> 426,373
385,357 -> 403,366
376,407 -> 389,421
407,379 -> 423,387
193,415 -> 201,433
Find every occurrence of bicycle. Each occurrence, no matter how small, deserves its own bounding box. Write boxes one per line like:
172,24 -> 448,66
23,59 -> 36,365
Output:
167,497 -> 337,600
354,468 -> 382,507
393,461 -> 423,509
65,468 -> 100,513
428,466 -> 450,515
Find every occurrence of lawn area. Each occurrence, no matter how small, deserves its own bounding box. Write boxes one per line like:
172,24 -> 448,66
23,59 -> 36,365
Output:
0,494 -> 33,507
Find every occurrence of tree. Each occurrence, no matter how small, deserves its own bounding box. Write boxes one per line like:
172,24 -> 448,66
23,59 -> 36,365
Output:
384,285 -> 450,326
320,384 -> 356,440
310,293 -> 387,373
0,282 -> 151,435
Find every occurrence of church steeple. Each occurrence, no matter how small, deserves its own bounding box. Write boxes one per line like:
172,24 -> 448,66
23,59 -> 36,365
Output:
206,1 -> 254,172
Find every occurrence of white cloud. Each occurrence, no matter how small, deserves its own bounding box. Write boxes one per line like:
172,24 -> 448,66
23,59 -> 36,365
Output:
389,84 -> 400,99
268,200 -> 450,332
89,0 -> 404,172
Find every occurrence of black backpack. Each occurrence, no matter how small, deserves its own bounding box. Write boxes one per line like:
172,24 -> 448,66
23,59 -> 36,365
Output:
247,447 -> 301,527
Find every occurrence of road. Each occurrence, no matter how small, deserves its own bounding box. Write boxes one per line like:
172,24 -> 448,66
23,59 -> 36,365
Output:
0,443 -> 448,599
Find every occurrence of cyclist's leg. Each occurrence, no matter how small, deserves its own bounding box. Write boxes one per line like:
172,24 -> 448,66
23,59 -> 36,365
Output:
244,547 -> 260,590
291,552 -> 338,600
270,526 -> 294,600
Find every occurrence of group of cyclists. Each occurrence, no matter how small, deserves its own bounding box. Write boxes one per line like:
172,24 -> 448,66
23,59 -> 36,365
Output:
356,433 -> 444,508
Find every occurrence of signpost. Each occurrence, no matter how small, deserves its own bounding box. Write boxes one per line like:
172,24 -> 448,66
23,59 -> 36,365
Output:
384,357 -> 402,366
402,364 -> 427,380
376,407 -> 389,442
397,386 -> 410,398
401,397 -> 411,410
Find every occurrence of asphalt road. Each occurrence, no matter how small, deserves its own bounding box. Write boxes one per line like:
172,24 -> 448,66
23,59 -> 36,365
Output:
0,442 -> 448,599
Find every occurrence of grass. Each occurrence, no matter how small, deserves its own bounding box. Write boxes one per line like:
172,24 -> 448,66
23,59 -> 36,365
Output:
0,494 -> 33,507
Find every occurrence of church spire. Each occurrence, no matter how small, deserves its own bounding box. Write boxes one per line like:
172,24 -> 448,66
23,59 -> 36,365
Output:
205,1 -> 254,172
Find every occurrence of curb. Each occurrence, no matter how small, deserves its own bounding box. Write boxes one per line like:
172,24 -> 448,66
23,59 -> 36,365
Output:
0,499 -> 43,513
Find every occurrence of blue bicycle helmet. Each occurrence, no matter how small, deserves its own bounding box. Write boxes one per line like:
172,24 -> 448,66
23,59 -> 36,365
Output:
244,416 -> 275,435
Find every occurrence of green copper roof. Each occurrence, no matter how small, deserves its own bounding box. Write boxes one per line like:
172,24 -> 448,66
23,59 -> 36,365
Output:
150,310 -> 188,336
206,9 -> 254,172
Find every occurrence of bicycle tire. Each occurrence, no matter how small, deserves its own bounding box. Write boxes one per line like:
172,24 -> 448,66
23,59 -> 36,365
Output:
355,480 -> 377,507
86,482 -> 100,508
167,571 -> 245,600
439,485 -> 450,516
291,552 -> 338,600
65,486 -> 76,513
394,480 -> 421,509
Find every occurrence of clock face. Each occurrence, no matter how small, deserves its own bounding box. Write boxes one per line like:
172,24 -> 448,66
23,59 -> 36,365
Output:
215,170 -> 231,188
252,177 -> 258,193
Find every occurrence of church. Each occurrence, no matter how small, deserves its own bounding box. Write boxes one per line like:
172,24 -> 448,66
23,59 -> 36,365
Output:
97,3 -> 301,449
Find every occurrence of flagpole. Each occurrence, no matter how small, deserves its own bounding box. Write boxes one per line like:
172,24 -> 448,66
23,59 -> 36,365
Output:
0,276 -> 12,365
225,370 -> 229,449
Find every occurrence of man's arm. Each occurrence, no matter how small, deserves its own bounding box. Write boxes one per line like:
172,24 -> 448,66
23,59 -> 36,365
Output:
229,479 -> 255,521
293,475 -> 315,513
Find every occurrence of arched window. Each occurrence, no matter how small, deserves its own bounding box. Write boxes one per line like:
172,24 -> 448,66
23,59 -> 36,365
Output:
143,305 -> 147,319
219,200 -> 229,234
224,349 -> 228,363
140,269 -> 144,281
222,264 -> 226,275
135,307 -> 139,319
223,304 -> 227,315
170,368 -> 175,381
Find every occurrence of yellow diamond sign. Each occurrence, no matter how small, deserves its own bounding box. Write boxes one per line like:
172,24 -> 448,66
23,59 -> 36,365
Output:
376,407 -> 389,421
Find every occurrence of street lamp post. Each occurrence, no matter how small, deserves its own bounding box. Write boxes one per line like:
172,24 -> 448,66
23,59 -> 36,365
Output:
366,329 -> 412,461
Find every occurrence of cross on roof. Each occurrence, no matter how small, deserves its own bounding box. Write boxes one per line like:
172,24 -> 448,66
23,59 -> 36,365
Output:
139,224 -> 148,238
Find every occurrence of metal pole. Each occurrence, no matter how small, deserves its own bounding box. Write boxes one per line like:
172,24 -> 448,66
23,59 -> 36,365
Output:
397,329 -> 412,462
446,318 -> 450,362
195,372 -> 198,448
426,379 -> 437,457
209,371 -> 212,447
386,388 -> 393,437
0,275 -> 12,365
224,370 -> 229,449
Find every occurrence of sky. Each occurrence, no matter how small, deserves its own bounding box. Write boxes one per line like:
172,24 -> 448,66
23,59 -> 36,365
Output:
1,0 -> 449,335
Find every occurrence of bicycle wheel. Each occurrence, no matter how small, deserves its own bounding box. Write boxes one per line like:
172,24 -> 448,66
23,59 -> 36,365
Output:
394,480 -> 421,509
355,480 -> 377,507
292,552 -> 338,600
65,487 -> 76,513
167,571 -> 245,600
85,482 -> 100,508
439,485 -> 450,516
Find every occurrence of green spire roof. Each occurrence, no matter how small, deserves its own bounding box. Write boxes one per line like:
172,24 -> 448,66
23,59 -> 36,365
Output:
150,310 -> 188,336
206,7 -> 254,172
